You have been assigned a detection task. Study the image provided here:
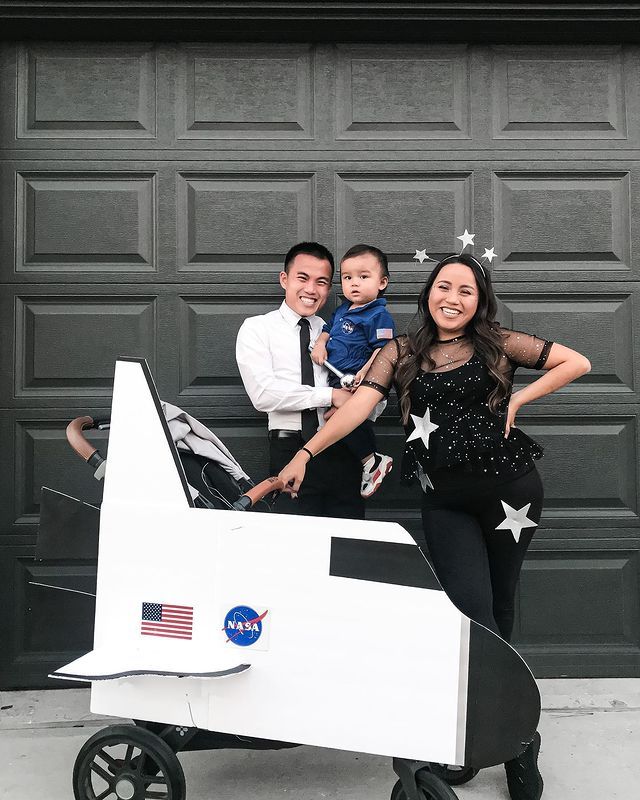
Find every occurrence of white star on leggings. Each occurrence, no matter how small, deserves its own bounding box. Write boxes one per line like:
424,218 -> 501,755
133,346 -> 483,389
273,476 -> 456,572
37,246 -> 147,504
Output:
495,501 -> 537,543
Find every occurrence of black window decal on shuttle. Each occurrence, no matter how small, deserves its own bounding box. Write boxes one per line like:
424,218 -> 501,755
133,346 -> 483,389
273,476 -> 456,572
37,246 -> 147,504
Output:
329,537 -> 442,591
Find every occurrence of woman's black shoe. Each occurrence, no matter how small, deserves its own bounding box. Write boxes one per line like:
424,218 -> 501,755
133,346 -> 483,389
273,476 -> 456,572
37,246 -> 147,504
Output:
504,731 -> 543,800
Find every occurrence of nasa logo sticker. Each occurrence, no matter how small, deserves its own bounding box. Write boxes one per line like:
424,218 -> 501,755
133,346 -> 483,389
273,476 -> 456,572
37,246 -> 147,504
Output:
341,319 -> 354,335
223,605 -> 269,648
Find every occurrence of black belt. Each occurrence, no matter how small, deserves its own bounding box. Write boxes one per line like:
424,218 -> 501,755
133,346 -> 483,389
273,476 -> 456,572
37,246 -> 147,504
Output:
268,429 -> 303,440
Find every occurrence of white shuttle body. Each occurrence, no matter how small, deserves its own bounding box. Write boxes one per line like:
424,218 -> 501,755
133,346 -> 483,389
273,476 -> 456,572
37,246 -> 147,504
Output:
53,358 -> 540,768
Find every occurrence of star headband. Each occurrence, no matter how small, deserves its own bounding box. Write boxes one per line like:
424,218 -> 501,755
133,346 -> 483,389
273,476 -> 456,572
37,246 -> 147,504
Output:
463,253 -> 487,279
413,230 -> 497,278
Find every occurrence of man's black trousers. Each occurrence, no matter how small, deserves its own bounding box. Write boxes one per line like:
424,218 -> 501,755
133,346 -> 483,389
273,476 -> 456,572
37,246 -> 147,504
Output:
269,434 -> 365,520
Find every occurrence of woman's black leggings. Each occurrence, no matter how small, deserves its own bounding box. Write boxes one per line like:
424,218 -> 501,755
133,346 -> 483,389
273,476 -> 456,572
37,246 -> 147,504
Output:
420,467 -> 544,643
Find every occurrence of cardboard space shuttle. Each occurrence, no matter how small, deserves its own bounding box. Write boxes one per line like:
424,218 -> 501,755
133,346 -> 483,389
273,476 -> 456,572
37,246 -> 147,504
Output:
50,357 -> 540,768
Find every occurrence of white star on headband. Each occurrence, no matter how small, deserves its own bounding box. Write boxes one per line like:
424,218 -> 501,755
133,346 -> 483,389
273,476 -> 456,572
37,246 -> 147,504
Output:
457,229 -> 475,251
482,247 -> 497,264
413,249 -> 431,264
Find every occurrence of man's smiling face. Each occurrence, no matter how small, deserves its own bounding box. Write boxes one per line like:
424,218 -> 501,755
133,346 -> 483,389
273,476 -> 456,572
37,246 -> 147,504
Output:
279,254 -> 332,317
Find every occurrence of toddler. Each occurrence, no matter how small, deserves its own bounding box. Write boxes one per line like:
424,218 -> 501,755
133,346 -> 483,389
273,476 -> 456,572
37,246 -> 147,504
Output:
311,244 -> 395,498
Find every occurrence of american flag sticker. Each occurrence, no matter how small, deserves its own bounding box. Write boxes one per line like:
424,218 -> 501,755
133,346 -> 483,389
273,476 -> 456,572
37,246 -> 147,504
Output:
376,328 -> 394,339
141,602 -> 193,640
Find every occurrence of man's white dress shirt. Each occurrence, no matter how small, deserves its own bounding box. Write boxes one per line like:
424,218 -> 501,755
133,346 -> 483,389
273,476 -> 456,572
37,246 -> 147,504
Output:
236,300 -> 333,432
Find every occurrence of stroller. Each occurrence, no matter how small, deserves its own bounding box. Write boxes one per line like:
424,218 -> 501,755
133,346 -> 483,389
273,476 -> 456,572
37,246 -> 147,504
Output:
36,358 -> 540,800
35,403 -> 276,602
65,401 -> 276,511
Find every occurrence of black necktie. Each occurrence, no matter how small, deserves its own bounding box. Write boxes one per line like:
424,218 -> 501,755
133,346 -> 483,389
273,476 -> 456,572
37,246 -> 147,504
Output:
297,318 -> 318,442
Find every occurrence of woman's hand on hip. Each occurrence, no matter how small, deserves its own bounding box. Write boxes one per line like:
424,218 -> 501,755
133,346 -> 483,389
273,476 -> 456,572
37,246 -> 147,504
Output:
504,392 -> 522,438
278,450 -> 309,496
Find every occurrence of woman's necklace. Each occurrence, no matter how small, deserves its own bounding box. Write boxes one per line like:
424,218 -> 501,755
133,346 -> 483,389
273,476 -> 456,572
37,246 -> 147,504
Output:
434,333 -> 467,370
436,334 -> 466,344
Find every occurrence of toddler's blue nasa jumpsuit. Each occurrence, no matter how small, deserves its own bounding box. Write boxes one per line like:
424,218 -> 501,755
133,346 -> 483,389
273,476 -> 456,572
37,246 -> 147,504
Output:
323,297 -> 395,460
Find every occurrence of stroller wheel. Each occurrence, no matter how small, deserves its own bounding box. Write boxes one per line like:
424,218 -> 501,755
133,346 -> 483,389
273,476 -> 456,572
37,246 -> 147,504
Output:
427,763 -> 479,786
391,768 -> 459,800
73,723 -> 186,800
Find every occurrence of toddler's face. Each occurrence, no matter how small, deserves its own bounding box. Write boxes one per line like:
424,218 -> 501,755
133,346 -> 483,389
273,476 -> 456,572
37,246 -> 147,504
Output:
340,253 -> 388,307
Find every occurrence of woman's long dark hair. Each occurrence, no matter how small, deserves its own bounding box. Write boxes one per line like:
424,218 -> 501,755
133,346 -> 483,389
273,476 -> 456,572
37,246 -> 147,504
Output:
396,253 -> 510,424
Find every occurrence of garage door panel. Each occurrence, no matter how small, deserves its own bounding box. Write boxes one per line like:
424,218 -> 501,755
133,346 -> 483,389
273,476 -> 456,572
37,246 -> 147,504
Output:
336,171 -> 473,270
492,171 -> 633,276
497,289 -> 638,401
517,547 -> 640,645
1,285 -> 197,409
0,546 -> 95,689
0,42 -> 176,150
176,43 -> 315,142
16,42 -> 157,141
176,171 -> 315,273
10,295 -> 157,401
8,169 -> 157,275
0,290 -> 158,407
335,43 -> 470,141
514,539 -> 640,676
10,416 -> 108,529
525,414 -> 638,523
176,293 -> 282,398
0,163 -> 186,285
491,45 -> 628,140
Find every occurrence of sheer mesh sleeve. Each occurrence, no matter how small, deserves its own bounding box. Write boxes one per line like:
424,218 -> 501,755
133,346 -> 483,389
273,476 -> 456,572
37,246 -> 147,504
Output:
359,337 -> 402,396
501,328 -> 554,370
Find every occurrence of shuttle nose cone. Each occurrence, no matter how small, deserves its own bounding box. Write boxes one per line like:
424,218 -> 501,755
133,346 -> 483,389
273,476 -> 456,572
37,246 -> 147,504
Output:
463,622 -> 540,768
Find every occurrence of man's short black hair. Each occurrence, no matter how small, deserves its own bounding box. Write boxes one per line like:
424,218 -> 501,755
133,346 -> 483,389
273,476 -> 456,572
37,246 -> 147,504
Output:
284,242 -> 335,280
340,244 -> 390,294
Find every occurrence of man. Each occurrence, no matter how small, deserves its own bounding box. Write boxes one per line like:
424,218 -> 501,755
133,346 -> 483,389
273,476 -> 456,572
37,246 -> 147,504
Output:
236,242 -> 364,518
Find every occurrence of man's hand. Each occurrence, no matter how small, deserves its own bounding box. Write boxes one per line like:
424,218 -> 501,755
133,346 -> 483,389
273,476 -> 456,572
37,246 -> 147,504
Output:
326,387 -> 354,417
311,340 -> 328,365
279,450 -> 309,496
331,388 -> 352,408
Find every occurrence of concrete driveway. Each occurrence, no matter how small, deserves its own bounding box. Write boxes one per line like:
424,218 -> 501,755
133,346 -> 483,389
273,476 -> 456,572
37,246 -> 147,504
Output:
1,680 -> 638,799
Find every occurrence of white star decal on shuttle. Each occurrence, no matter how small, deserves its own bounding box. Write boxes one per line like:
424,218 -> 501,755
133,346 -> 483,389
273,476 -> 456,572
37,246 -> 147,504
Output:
495,501 -> 537,543
456,229 -> 475,251
407,408 -> 439,450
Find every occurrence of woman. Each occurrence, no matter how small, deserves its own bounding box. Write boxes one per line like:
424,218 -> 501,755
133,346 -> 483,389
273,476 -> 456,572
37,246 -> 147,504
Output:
278,253 -> 590,800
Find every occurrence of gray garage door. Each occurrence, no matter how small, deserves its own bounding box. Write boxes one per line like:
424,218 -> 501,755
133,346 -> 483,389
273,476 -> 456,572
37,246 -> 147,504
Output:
1,41 -> 638,687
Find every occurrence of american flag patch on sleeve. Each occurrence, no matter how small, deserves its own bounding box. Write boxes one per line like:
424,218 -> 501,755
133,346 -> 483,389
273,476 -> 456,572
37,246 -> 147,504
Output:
376,328 -> 394,339
141,602 -> 193,640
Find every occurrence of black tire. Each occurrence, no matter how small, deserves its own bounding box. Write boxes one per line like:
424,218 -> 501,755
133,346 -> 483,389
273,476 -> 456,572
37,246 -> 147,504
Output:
390,769 -> 459,800
428,763 -> 479,786
73,723 -> 186,800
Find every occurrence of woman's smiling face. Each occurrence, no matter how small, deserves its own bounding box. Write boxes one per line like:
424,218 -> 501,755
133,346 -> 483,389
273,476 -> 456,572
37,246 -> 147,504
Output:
427,262 -> 479,339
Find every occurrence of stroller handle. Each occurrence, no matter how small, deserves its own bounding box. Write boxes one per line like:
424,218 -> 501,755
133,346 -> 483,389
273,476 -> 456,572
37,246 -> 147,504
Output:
66,416 -> 106,473
232,477 -> 285,511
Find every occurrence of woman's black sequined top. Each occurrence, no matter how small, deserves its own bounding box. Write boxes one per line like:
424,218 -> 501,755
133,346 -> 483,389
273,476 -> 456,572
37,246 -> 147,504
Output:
360,329 -> 553,490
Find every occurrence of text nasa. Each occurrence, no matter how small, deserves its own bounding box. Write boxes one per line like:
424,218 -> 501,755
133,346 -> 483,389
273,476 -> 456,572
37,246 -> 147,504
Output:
226,620 -> 260,632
